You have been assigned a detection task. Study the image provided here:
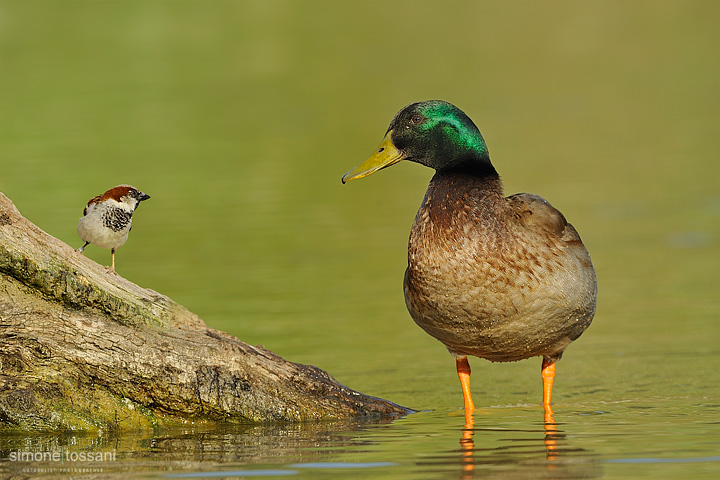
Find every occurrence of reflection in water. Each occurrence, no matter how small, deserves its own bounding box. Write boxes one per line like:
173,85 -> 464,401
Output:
0,418 -> 392,478
457,409 -> 602,479
460,411 -> 475,478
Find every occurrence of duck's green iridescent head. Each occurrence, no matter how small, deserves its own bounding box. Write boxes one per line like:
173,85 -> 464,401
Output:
342,100 -> 494,183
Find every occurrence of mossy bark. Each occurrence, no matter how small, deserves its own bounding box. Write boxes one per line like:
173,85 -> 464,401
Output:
0,193 -> 410,431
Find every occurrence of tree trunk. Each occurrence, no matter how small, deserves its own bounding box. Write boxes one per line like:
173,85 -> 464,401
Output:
0,192 -> 410,431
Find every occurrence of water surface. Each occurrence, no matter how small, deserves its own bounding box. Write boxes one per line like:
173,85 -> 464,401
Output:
1,1 -> 719,478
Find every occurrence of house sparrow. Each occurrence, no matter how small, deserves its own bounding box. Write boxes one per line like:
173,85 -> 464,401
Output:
76,185 -> 150,272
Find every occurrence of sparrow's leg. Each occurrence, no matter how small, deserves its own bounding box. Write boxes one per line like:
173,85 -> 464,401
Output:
76,241 -> 90,254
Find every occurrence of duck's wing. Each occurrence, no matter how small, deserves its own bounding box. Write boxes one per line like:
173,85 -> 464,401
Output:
506,193 -> 584,246
507,192 -> 597,339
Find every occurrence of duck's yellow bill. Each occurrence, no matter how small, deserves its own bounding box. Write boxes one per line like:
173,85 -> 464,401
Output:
342,131 -> 403,184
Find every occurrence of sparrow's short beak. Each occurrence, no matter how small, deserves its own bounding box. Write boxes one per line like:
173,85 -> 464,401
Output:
139,192 -> 150,202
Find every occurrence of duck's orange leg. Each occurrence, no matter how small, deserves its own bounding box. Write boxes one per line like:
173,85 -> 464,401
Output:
541,357 -> 555,414
456,357 -> 475,417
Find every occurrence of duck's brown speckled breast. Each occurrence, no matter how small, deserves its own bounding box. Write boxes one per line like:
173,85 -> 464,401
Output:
403,172 -> 597,362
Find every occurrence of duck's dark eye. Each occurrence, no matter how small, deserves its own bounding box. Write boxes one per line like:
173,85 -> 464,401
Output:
410,114 -> 423,125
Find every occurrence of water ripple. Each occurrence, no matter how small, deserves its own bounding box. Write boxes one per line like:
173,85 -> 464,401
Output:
606,456 -> 720,464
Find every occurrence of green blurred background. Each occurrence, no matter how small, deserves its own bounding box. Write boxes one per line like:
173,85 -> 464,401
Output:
1,0 -> 718,413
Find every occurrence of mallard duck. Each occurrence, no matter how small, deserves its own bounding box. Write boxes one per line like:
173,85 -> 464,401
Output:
342,100 -> 597,414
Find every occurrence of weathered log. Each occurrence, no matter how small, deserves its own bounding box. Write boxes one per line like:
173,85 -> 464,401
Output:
0,192 -> 410,431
